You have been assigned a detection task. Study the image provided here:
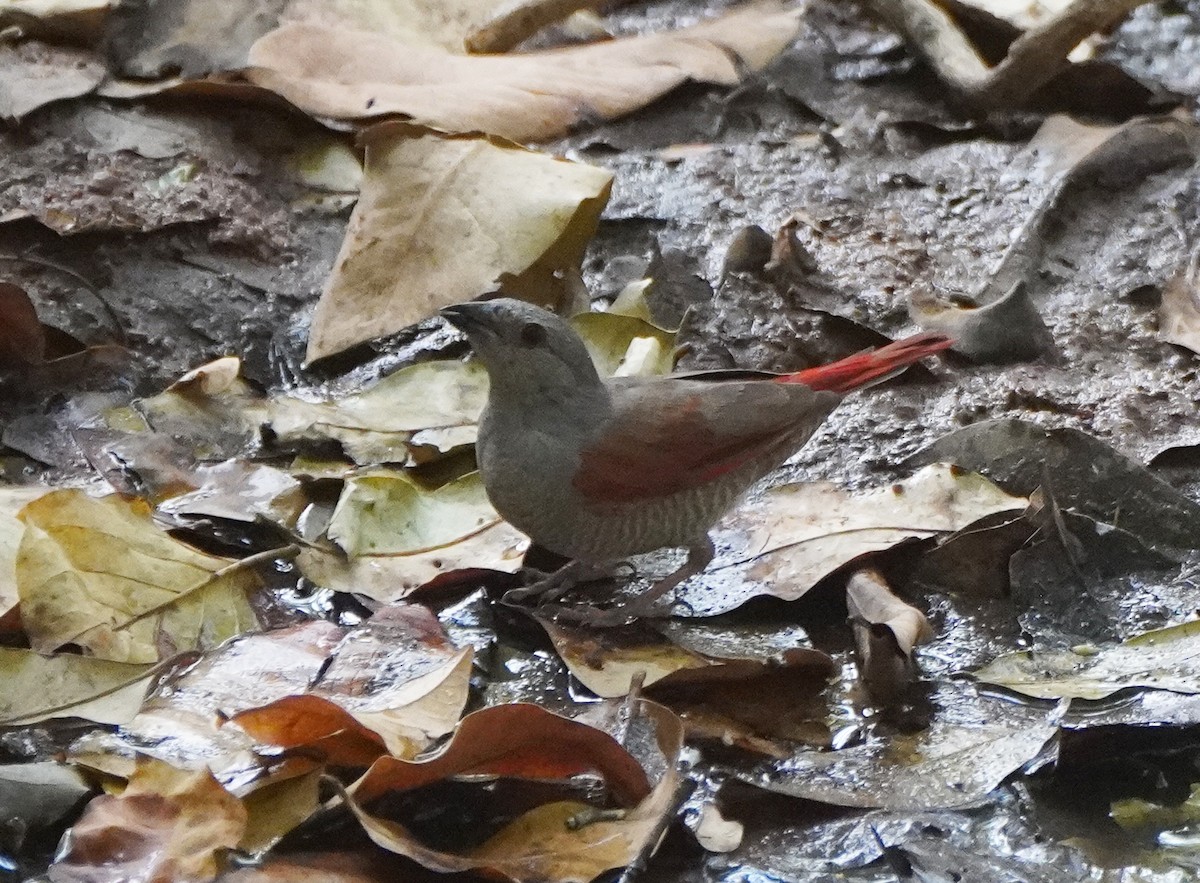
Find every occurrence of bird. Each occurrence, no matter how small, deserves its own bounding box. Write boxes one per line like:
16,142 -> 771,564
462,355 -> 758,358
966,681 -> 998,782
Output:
441,298 -> 952,623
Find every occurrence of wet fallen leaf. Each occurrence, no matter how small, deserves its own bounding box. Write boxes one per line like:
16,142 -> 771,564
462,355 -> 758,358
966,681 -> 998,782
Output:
847,569 -> 933,701
974,620 -> 1200,700
49,759 -> 247,883
306,125 -> 611,362
233,605 -> 473,760
679,463 -> 1026,616
571,285 -> 678,378
17,490 -> 262,663
238,768 -> 322,854
156,460 -> 306,529
750,716 -> 1057,811
0,483 -> 47,621
0,40 -> 105,121
1111,781 -> 1200,831
908,508 -> 1037,597
345,700 -> 684,883
909,419 -> 1200,557
77,610 -> 471,786
218,850 -> 426,882
245,4 -> 803,141
0,649 -> 153,726
327,470 -> 499,557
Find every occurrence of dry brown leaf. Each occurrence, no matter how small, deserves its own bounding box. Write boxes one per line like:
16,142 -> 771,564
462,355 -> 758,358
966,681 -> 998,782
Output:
283,0 -> 513,52
244,3 -> 803,141
344,701 -> 684,883
306,125 -> 611,362
50,759 -> 247,883
17,490 -> 262,663
846,568 -> 933,701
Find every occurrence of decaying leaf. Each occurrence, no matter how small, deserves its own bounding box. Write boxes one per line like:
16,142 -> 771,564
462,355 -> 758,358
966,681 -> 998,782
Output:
751,716 -> 1057,811
846,568 -> 933,701
974,620 -> 1200,700
50,759 -> 247,883
345,700 -> 684,883
17,490 -> 261,663
679,463 -> 1026,616
0,648 -> 153,726
245,4 -> 804,141
306,125 -> 612,362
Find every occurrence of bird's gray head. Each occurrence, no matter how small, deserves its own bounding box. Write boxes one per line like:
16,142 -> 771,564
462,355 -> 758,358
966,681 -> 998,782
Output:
440,298 -> 602,400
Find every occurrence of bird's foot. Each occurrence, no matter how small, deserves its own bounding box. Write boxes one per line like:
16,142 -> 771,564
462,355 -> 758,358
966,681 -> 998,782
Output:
504,560 -> 612,605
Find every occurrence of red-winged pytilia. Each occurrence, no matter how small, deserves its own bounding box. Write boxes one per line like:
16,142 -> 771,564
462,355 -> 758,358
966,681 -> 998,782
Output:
441,298 -> 952,624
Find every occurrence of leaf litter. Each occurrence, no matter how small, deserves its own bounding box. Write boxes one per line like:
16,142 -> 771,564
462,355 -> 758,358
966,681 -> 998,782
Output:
4,0 -> 1200,880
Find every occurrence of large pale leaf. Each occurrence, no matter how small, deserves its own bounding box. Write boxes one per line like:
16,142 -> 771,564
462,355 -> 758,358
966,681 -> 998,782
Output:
0,649 -> 151,725
0,484 -> 47,619
299,470 -> 528,602
679,464 -> 1027,616
974,620 -> 1200,700
306,125 -> 611,361
245,4 -> 804,141
17,490 -> 261,663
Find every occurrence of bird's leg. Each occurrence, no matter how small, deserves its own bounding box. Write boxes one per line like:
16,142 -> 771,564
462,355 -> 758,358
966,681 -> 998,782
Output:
624,537 -> 714,617
556,538 -> 715,627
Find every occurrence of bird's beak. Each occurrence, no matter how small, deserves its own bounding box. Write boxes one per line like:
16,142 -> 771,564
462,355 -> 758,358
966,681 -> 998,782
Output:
440,302 -> 494,336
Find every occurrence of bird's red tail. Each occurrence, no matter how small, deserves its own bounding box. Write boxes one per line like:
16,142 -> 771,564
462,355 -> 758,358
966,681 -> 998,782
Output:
777,332 -> 953,393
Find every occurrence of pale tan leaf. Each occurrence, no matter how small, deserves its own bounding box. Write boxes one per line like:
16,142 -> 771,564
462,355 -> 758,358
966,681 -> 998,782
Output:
0,649 -> 152,725
974,620 -> 1200,700
17,490 -> 261,663
245,3 -> 804,142
305,125 -> 612,361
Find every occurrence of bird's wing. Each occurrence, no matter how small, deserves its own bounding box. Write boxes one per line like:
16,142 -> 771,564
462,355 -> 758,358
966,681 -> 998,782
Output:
573,376 -> 840,504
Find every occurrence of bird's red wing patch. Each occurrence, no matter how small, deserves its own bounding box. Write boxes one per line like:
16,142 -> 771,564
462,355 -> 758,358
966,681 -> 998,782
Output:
572,395 -> 788,504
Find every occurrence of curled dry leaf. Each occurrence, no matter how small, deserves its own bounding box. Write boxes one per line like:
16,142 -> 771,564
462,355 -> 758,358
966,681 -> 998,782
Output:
344,700 -> 684,883
846,569 -> 933,702
973,620 -> 1200,700
0,41 -> 105,121
299,470 -> 528,602
1159,245 -> 1200,355
49,759 -> 247,883
245,4 -> 804,142
679,463 -> 1027,616
306,125 -> 611,362
17,490 -> 261,663
909,281 -> 1052,363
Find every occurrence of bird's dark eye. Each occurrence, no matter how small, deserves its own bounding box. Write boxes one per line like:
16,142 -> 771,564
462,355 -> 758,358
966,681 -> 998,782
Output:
520,322 -> 547,346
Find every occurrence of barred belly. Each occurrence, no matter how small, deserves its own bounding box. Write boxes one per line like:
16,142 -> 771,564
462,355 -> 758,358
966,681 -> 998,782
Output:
503,470 -> 747,562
